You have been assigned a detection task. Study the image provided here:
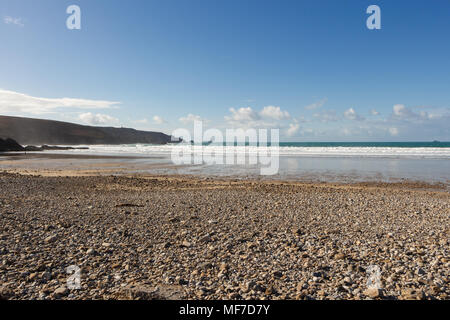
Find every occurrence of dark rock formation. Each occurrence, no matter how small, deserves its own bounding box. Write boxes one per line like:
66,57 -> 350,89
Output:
0,115 -> 181,146
23,145 -> 90,151
23,145 -> 43,152
0,138 -> 25,152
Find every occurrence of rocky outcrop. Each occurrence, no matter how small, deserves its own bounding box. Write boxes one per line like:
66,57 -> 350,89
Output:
0,115 -> 180,146
0,138 -> 25,152
23,145 -> 90,151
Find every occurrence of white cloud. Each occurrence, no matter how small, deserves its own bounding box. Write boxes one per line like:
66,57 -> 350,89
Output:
392,104 -> 424,120
4,16 -> 24,27
0,89 -> 120,115
305,98 -> 327,110
259,106 -> 290,120
341,128 -> 352,136
313,110 -> 339,123
79,112 -> 119,126
224,106 -> 291,128
133,118 -> 148,124
389,127 -> 399,136
225,107 -> 260,123
370,109 -> 380,116
152,115 -> 166,124
344,108 -> 365,121
286,121 -> 300,136
391,104 -> 441,122
179,113 -> 206,124
393,104 -> 409,117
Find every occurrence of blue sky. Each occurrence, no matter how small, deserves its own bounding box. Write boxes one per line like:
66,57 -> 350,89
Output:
0,0 -> 449,141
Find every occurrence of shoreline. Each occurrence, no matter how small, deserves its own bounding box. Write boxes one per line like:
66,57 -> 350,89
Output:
1,152 -> 449,186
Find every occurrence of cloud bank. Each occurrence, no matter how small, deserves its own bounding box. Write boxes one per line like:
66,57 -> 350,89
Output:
0,89 -> 120,115
4,16 -> 24,27
79,112 -> 119,125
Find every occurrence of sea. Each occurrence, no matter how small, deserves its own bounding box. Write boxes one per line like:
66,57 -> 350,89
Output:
45,141 -> 450,183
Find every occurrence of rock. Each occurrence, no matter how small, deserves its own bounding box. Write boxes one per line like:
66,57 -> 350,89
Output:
44,235 -> 57,243
123,284 -> 185,300
343,276 -> 352,284
363,288 -> 383,299
199,262 -> 213,269
400,288 -> 426,300
29,273 -> 38,281
219,263 -> 229,272
0,286 -> 13,300
296,282 -> 306,291
247,242 -> 257,249
265,286 -> 276,295
240,281 -> 256,293
54,286 -> 69,298
272,271 -> 283,278
24,145 -> 44,151
115,203 -> 143,208
334,253 -> 346,260
0,138 -> 24,152
199,235 -> 212,243
181,240 -> 192,248
228,292 -> 240,299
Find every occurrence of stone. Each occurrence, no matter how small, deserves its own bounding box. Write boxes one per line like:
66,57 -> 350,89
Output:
334,253 -> 346,260
363,288 -> 383,299
199,262 -> 213,269
29,273 -> 38,281
272,271 -> 283,278
181,240 -> 192,248
44,235 -> 57,243
400,288 -> 426,300
219,263 -> 229,272
199,235 -> 212,243
124,284 -> 185,300
54,286 -> 69,297
265,286 -> 276,295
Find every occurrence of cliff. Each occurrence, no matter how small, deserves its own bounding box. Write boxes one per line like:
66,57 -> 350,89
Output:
0,115 -> 177,145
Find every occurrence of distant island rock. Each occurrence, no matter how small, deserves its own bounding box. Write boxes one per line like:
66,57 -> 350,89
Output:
24,145 -> 90,152
0,137 -> 90,152
0,115 -> 181,146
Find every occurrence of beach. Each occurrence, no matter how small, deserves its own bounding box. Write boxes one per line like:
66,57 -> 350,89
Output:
0,162 -> 448,300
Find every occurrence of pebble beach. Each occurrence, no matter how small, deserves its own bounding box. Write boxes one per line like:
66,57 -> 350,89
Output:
0,171 -> 448,300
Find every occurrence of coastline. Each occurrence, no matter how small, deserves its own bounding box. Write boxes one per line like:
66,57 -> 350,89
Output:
0,170 -> 448,300
1,151 -> 449,185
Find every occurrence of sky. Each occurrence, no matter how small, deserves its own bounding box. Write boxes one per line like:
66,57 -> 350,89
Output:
0,0 -> 449,141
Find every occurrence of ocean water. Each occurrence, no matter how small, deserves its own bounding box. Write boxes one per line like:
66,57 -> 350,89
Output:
52,141 -> 450,158
45,141 -> 450,183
